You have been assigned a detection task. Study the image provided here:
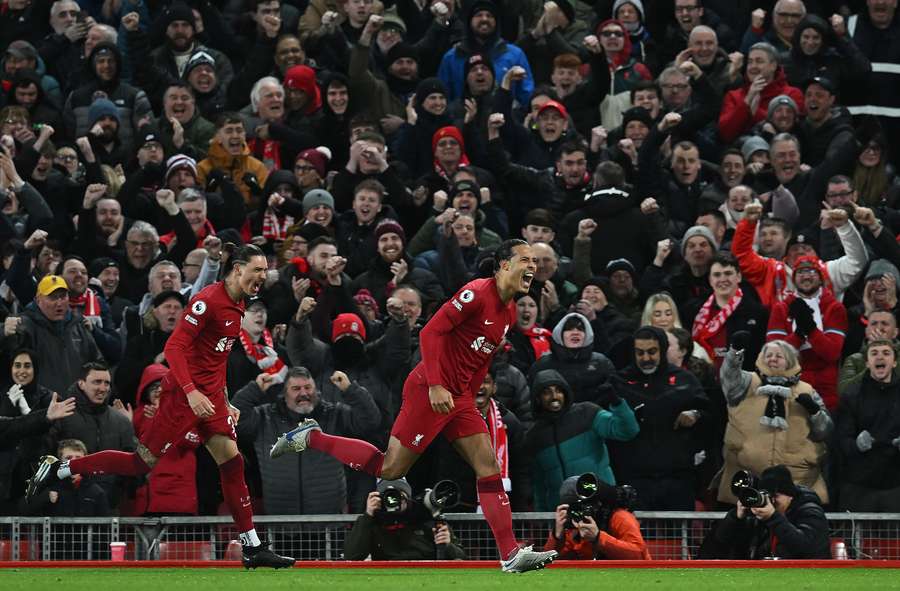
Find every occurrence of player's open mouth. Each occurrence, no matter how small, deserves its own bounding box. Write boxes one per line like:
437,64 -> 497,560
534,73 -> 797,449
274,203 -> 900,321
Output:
522,272 -> 534,287
249,281 -> 263,293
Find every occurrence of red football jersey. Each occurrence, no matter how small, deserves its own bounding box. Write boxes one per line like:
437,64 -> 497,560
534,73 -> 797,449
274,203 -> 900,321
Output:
418,277 -> 515,398
164,282 -> 245,396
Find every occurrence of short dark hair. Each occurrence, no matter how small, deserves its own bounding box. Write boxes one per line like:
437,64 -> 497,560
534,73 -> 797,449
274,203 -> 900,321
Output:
307,235 -> 337,254
493,239 -> 529,272
760,217 -> 791,236
669,327 -> 693,355
556,139 -> 587,161
57,438 -> 88,456
710,251 -> 740,271
630,79 -> 660,103
165,80 -> 195,98
697,209 -> 726,227
827,174 -> 854,189
80,361 -> 110,379
593,161 -> 626,188
349,114 -> 380,133
215,112 -> 244,130
673,140 -> 699,154
721,148 -> 743,163
530,85 -> 560,103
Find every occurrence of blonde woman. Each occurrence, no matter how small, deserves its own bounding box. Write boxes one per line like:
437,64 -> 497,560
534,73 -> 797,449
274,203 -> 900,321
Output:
641,292 -> 710,362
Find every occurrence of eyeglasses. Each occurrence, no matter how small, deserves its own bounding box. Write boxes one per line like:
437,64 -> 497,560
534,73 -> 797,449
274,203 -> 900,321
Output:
3,119 -> 26,125
796,268 -> 819,276
56,154 -> 78,162
436,139 -> 459,148
674,5 -> 700,13
126,240 -> 156,249
600,30 -> 624,38
826,190 -> 854,199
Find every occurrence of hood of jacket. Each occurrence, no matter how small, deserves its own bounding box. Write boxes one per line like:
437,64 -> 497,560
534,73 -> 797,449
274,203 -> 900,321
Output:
85,41 -> 122,89
596,19 -> 634,70
583,185 -> 637,219
622,325 -> 671,379
263,168 -> 300,197
136,363 -> 168,405
460,1 -> 504,55
790,15 -> 838,59
530,368 -> 573,417
549,312 -> 595,362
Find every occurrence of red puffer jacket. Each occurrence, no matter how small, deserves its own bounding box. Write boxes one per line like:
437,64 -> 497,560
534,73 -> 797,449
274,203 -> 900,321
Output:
718,68 -> 804,144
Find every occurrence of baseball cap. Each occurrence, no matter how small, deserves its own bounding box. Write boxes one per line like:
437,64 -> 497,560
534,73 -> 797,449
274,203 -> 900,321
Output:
537,100 -> 569,120
36,275 -> 68,296
6,40 -> 38,62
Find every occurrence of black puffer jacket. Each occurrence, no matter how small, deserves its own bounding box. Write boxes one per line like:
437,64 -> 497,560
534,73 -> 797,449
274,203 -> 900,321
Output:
710,486 -> 831,559
528,313 -> 616,405
232,379 -> 380,515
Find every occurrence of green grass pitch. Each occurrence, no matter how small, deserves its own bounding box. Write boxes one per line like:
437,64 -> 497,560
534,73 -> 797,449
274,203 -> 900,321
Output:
1,568 -> 898,591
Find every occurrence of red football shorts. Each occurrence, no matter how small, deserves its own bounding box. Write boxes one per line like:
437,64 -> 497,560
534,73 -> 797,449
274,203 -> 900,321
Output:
390,367 -> 488,452
141,374 -> 236,457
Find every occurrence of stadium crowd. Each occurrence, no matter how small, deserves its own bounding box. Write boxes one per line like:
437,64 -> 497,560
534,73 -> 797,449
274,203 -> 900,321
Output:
1,0 -> 900,545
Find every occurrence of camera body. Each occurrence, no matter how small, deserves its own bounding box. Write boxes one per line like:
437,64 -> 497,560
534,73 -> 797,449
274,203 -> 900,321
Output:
731,470 -> 770,509
564,472 -> 637,529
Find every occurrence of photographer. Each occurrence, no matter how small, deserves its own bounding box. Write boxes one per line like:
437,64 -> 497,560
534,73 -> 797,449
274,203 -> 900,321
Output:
544,475 -> 650,560
708,465 -> 830,559
343,478 -> 467,561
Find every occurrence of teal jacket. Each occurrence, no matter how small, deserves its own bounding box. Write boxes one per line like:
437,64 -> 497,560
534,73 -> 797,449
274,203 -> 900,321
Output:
525,369 -> 639,511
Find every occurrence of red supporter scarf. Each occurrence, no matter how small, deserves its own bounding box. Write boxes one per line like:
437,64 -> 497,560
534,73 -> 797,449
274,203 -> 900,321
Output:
433,157 -> 469,181
262,210 -> 295,242
160,220 -> 215,250
520,325 -> 552,359
485,399 -> 509,483
692,288 -> 743,360
69,288 -> 101,321
238,328 -> 287,382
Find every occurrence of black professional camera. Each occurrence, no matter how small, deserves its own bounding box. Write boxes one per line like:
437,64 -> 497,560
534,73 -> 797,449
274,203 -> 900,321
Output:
380,486 -> 405,514
565,473 -> 637,529
421,480 -> 461,519
731,470 -> 770,508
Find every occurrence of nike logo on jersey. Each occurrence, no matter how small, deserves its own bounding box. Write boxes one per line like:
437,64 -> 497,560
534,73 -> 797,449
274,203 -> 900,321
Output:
484,320 -> 494,325
225,320 -> 234,326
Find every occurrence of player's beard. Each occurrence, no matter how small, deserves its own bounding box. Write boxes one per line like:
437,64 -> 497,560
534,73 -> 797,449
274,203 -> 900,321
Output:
332,337 -> 364,369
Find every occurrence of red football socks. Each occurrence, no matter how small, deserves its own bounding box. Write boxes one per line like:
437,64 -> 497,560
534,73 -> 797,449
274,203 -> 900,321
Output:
68,451 -> 151,476
308,430 -> 384,476
219,455 -> 255,533
477,474 -> 519,560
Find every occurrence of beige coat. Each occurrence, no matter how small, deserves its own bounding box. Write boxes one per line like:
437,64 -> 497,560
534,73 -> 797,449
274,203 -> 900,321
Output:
718,354 -> 829,504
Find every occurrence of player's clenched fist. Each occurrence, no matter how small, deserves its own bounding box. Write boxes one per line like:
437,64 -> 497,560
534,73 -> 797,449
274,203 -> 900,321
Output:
428,385 -> 455,414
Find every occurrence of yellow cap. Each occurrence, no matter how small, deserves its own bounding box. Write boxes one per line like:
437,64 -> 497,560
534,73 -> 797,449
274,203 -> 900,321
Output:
36,275 -> 68,296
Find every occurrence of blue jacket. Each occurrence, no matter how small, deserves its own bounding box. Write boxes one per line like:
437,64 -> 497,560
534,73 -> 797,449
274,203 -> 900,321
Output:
436,4 -> 534,107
